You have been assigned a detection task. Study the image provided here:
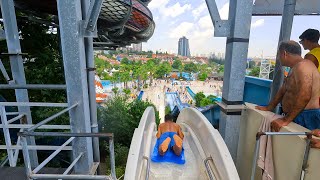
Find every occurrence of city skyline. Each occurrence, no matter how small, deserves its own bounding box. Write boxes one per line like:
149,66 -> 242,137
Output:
143,0 -> 320,57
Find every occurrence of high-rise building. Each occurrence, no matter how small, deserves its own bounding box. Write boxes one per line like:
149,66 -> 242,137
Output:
132,43 -> 142,52
178,36 -> 190,57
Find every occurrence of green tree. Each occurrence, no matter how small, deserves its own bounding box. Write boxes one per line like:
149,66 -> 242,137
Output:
249,67 -> 260,77
155,62 -> 171,78
121,57 -> 131,65
172,60 -> 182,69
184,63 -> 198,73
194,92 -> 205,107
198,72 -> 208,81
218,65 -> 224,73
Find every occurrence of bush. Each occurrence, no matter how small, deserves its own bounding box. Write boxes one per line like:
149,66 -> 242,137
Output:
194,92 -> 205,107
200,98 -> 213,107
165,105 -> 171,115
198,72 -> 208,81
123,88 -> 131,95
143,84 -> 148,89
112,87 -> 119,94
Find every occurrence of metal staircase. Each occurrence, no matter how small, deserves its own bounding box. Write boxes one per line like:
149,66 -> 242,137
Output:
0,0 -> 115,179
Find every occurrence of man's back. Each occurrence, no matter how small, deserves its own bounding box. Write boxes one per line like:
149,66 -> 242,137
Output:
156,121 -> 184,139
282,60 -> 320,112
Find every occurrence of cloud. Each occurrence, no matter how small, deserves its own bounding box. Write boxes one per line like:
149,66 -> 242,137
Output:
161,3 -> 192,18
169,22 -> 194,38
149,0 -> 191,18
148,0 -> 169,10
198,15 -> 213,29
192,3 -> 207,19
251,19 -> 265,28
219,2 -> 229,20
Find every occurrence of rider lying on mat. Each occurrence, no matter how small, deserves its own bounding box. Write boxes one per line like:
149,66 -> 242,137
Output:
156,114 -> 184,156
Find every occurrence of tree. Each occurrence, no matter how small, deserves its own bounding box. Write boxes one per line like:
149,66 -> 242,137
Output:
172,60 -> 182,69
198,72 -> 208,81
194,92 -> 205,107
249,67 -> 260,77
121,57 -> 131,65
155,62 -> 172,78
184,63 -> 198,73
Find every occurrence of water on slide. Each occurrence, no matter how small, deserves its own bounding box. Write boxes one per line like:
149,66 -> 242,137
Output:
148,129 -> 209,180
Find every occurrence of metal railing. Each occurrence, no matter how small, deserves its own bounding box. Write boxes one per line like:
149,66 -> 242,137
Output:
204,156 -> 215,180
143,155 -> 150,180
0,102 -> 75,167
18,131 -> 115,180
250,132 -> 312,180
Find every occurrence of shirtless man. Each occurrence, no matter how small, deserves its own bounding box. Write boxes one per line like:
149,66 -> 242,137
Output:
256,41 -> 320,131
156,114 -> 184,156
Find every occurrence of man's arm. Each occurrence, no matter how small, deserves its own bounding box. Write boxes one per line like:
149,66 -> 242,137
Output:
283,64 -> 312,123
256,83 -> 286,111
156,125 -> 162,139
305,54 -> 319,68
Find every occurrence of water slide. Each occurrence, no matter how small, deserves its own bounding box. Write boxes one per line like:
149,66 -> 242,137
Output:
124,107 -> 239,180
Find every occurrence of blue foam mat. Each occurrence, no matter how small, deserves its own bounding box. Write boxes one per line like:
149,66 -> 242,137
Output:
151,138 -> 185,164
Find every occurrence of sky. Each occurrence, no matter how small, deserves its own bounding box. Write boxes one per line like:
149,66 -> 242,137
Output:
142,0 -> 320,57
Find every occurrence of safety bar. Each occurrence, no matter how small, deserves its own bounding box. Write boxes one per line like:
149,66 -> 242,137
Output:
7,114 -> 24,124
27,103 -> 77,131
250,132 -> 312,180
18,131 -> 115,180
0,102 -> 69,107
33,137 -> 75,174
204,156 -> 215,180
0,84 -> 66,89
143,156 -> 150,180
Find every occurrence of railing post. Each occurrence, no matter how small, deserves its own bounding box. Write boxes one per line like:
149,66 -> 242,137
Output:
109,138 -> 116,180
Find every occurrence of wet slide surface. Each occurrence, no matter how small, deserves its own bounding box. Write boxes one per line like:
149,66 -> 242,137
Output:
149,128 -> 208,180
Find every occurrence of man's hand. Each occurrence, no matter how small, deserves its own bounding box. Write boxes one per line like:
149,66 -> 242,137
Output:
310,138 -> 320,149
311,129 -> 320,137
255,105 -> 271,111
271,118 -> 290,132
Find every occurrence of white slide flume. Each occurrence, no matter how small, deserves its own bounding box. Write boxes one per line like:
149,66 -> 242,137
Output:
124,107 -> 239,180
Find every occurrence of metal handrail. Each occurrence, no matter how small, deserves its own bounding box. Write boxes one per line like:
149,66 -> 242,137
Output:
143,156 -> 150,180
250,132 -> 312,180
204,156 -> 215,180
18,131 -> 116,180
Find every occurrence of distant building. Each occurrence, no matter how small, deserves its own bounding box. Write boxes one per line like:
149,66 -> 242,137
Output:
178,36 -> 191,57
132,43 -> 142,52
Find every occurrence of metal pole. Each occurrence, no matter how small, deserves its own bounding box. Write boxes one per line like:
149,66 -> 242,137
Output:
0,106 -> 14,166
270,0 -> 297,112
0,84 -> 66,89
109,138 -> 116,180
300,134 -> 312,180
218,0 -> 254,161
57,0 -> 94,173
0,59 -> 10,82
250,138 -> 260,180
81,0 -> 101,167
0,0 -> 38,166
21,136 -> 33,180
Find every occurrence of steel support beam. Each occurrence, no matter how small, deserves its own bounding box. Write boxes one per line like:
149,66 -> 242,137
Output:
0,59 -> 10,82
218,0 -> 253,161
0,0 -> 38,167
57,0 -> 94,173
270,0 -> 296,113
84,0 -> 103,32
81,0 -> 101,167
205,0 -> 231,37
